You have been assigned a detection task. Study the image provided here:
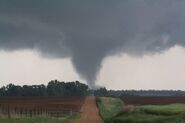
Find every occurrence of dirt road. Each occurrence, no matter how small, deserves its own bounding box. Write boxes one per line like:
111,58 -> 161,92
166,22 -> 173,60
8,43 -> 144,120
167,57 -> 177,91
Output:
72,96 -> 104,123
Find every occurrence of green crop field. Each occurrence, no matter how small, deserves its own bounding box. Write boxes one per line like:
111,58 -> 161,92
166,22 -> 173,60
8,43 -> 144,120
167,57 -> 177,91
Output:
113,106 -> 185,123
96,97 -> 124,122
141,104 -> 185,115
0,117 -> 64,123
0,112 -> 80,123
97,97 -> 185,123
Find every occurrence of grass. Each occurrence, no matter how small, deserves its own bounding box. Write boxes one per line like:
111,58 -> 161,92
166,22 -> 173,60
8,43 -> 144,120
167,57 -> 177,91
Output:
0,112 -> 80,123
113,104 -> 185,123
113,112 -> 185,123
96,97 -> 185,123
0,117 -> 64,123
67,112 -> 81,121
141,104 -> 185,115
96,97 -> 124,122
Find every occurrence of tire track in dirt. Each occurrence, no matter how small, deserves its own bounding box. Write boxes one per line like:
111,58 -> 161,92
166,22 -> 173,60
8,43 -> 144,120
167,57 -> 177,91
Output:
72,96 -> 104,123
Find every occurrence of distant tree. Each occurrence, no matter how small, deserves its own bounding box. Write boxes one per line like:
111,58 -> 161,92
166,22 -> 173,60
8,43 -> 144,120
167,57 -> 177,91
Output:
75,81 -> 88,96
5,84 -> 22,96
0,80 -> 88,97
47,80 -> 65,96
37,84 -> 47,96
94,87 -> 108,96
47,80 -> 88,96
0,80 -> 89,97
0,86 -> 6,96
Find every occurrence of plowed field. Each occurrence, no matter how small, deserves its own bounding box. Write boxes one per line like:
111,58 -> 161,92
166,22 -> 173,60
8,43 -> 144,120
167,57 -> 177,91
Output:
121,96 -> 185,105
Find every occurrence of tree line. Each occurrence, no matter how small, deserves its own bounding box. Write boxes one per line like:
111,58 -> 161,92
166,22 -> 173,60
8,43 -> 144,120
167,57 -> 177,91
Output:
0,80 -> 88,96
94,88 -> 185,97
1,81 -> 184,97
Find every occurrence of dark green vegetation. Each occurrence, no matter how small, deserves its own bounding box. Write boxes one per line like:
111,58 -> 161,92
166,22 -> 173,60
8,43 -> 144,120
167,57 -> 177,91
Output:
0,80 -> 88,96
96,97 -> 124,122
94,87 -> 108,96
114,111 -> 185,123
0,117 -> 64,123
141,104 -> 185,115
97,97 -> 185,123
94,87 -> 185,97
0,112 -> 80,123
2,83 -> 185,97
113,104 -> 185,123
67,112 -> 81,121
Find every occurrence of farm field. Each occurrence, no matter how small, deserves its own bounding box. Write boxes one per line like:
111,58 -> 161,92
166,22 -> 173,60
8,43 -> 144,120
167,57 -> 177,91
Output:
0,96 -> 104,123
113,104 -> 185,123
121,96 -> 185,105
96,97 -> 123,122
0,117 -> 65,123
97,96 -> 185,123
2,96 -> 185,123
0,96 -> 85,120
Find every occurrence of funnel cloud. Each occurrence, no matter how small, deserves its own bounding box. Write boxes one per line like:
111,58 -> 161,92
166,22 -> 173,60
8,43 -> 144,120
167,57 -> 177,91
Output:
0,0 -> 185,88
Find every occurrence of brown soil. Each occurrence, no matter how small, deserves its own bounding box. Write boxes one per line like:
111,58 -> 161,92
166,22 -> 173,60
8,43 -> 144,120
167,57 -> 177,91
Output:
72,96 -> 104,123
0,97 -> 85,118
121,96 -> 185,105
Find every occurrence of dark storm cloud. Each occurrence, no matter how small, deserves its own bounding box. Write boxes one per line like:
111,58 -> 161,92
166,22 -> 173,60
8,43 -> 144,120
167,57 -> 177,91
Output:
0,0 -> 185,88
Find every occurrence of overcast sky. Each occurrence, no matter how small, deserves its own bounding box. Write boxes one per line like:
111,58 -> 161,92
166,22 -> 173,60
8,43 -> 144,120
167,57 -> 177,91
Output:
0,0 -> 185,89
1,45 -> 185,90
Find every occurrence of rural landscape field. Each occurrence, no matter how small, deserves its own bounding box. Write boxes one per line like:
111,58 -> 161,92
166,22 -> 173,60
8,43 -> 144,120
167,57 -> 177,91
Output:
97,96 -> 185,123
1,0 -> 185,123
1,82 -> 185,123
